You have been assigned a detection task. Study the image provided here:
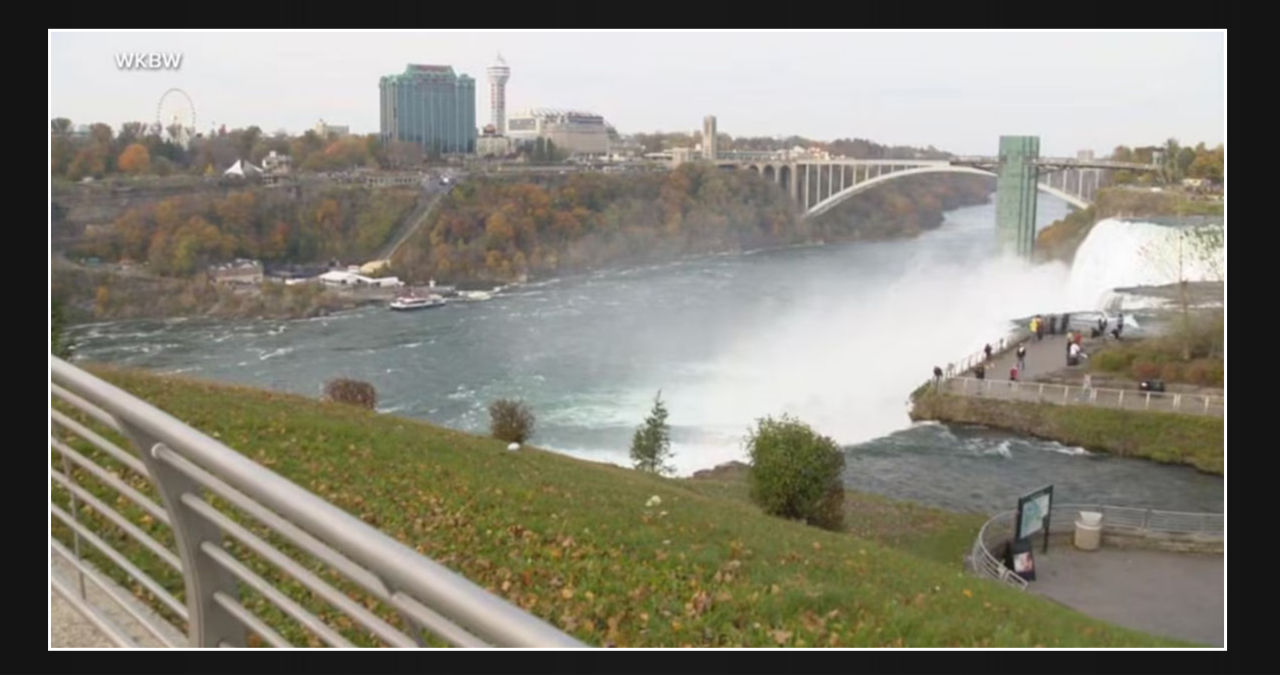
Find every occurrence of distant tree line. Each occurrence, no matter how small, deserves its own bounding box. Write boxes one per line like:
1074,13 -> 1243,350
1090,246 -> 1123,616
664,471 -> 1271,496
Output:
68,186 -> 418,276
396,164 -> 992,284
627,131 -> 950,159
1108,139 -> 1224,185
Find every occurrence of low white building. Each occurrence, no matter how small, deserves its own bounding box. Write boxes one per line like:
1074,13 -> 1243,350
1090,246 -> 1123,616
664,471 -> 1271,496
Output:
506,108 -> 610,156
209,259 -> 264,285
224,159 -> 264,178
315,119 -> 350,139
318,270 -> 404,288
261,151 -> 291,175
477,135 -> 516,158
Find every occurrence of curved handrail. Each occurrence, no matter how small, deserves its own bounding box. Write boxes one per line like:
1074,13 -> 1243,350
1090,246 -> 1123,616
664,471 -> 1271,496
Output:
50,357 -> 586,648
968,503 -> 1224,590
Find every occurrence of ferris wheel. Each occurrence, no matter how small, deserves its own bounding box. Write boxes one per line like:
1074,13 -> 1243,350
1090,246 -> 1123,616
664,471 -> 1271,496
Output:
155,88 -> 196,142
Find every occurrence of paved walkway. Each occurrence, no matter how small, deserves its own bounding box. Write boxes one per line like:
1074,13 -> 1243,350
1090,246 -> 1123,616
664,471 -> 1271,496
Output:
937,330 -> 1224,417
1029,547 -> 1224,647
50,589 -> 113,648
49,553 -> 185,648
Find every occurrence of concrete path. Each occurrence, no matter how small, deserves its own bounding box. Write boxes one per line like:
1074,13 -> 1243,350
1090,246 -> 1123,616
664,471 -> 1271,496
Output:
1029,548 -> 1224,647
50,590 -> 114,648
938,328 -> 1224,417
49,553 -> 185,648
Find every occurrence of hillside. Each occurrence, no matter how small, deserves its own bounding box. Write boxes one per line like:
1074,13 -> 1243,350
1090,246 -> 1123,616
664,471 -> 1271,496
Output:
51,366 -> 1183,647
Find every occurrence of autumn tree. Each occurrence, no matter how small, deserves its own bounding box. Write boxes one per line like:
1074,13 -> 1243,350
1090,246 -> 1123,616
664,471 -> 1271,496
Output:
118,143 -> 152,174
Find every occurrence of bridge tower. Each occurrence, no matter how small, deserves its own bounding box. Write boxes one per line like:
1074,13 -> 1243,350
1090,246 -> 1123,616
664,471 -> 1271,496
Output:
995,135 -> 1040,258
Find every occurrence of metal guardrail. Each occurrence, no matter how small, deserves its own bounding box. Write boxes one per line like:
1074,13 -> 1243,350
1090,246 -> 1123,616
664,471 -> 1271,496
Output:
50,357 -> 586,648
969,504 -> 1224,590
939,377 -> 1225,417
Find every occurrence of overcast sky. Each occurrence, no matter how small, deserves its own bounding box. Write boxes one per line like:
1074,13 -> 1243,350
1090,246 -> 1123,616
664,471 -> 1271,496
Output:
48,31 -> 1224,157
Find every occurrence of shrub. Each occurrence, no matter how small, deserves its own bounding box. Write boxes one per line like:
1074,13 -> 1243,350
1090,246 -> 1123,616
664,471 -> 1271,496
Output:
1130,361 -> 1161,381
746,415 -> 846,531
1090,349 -> 1135,373
489,399 -> 535,443
1160,362 -> 1185,383
1185,359 -> 1224,387
52,297 -> 72,358
324,378 -> 377,409
631,391 -> 673,475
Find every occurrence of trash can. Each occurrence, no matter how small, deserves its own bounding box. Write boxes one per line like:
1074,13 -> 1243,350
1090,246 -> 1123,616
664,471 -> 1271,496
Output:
1074,511 -> 1102,551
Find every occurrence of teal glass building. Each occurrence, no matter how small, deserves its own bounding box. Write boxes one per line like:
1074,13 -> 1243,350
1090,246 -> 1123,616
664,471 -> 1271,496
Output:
380,64 -> 476,155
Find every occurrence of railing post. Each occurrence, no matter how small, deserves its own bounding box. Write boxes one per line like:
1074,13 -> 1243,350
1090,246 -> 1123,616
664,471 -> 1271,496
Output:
56,450 -> 88,600
1063,385 -> 1069,403
1173,393 -> 1182,410
1204,396 -> 1210,413
119,424 -> 247,647
1145,392 -> 1151,410
1118,390 -> 1124,408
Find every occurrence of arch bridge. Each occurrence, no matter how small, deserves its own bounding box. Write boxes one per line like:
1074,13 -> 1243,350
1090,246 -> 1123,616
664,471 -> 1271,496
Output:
716,137 -> 1160,258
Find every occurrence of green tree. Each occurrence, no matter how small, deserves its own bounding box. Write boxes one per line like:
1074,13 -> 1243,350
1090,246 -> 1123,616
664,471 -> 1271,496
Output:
746,414 -> 845,531
51,297 -> 72,358
630,391 -> 673,475
1177,146 -> 1197,179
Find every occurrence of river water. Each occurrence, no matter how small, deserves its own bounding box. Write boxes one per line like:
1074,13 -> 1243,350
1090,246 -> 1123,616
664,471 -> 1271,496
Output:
66,197 -> 1224,515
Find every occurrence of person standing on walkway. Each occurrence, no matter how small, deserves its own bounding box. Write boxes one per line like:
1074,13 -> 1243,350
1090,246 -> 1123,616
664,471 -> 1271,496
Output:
1016,345 -> 1027,373
1035,316 -> 1044,341
984,343 -> 993,361
1010,365 -> 1019,381
1068,341 -> 1085,366
933,365 -> 943,389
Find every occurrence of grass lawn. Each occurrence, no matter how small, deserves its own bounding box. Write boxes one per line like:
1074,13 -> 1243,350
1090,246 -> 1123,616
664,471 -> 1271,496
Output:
51,366 -> 1187,647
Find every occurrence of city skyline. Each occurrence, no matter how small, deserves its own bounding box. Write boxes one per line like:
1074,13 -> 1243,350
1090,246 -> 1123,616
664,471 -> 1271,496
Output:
48,31 -> 1225,157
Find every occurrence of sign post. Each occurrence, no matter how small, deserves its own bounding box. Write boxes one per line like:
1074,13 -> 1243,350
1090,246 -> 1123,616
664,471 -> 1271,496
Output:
1007,485 -> 1053,582
1016,485 -> 1054,553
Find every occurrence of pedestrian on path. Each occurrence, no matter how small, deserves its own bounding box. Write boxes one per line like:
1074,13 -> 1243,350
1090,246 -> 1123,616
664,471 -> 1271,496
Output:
933,365 -> 943,389
1016,345 -> 1027,373
1068,341 -> 1085,366
1035,316 -> 1044,341
984,343 -> 993,361
1010,365 -> 1019,381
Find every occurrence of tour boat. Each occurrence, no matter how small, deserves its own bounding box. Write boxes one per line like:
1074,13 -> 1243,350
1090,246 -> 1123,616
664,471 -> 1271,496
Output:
389,293 -> 446,311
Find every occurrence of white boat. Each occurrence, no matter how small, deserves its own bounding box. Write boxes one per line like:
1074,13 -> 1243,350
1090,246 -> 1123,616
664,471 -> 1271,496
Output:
389,293 -> 446,311
458,290 -> 494,302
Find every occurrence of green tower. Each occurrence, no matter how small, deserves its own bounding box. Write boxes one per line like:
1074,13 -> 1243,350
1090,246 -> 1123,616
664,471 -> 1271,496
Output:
995,136 -> 1040,258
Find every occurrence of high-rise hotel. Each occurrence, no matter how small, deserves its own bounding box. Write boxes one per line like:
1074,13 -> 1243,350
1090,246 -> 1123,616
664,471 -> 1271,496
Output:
379,64 -> 476,155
